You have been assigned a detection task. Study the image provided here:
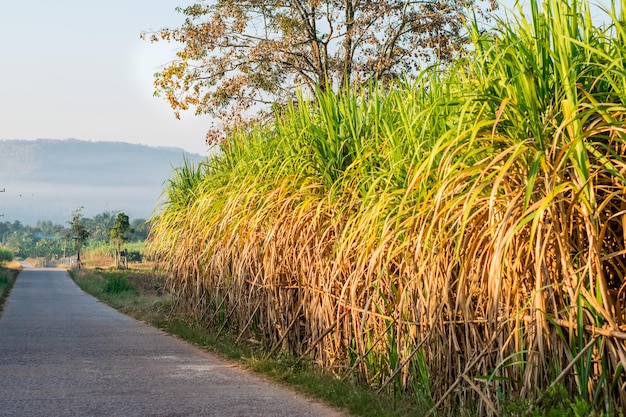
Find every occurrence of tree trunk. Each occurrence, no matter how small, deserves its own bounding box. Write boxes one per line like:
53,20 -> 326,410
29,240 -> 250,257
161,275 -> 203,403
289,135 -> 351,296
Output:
340,0 -> 355,91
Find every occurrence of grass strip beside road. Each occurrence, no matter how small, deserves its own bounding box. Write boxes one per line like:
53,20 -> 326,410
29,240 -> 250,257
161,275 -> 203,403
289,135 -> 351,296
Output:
69,268 -> 423,417
0,263 -> 21,314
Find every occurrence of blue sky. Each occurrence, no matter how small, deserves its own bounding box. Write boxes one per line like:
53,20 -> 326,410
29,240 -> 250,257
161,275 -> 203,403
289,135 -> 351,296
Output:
1,1 -> 612,156
0,0 -> 213,155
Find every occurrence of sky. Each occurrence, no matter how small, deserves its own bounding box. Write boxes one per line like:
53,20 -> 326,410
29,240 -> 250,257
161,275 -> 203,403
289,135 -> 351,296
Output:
0,0 -> 212,156
0,0 -> 614,158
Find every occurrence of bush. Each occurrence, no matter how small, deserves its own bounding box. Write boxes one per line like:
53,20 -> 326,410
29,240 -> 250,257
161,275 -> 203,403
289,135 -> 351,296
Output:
103,274 -> 137,294
0,248 -> 12,265
127,251 -> 142,262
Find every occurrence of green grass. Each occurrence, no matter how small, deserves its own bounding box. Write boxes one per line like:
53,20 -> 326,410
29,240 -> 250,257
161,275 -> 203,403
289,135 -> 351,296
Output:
70,268 -> 169,320
0,265 -> 20,314
82,241 -> 149,267
103,274 -> 138,294
0,274 -> 8,301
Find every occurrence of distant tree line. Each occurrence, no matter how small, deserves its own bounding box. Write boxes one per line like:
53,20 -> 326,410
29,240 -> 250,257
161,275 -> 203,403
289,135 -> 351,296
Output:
0,212 -> 150,260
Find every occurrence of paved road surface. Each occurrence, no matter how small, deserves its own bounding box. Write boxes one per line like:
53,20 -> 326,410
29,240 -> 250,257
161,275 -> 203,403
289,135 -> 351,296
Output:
0,268 -> 346,417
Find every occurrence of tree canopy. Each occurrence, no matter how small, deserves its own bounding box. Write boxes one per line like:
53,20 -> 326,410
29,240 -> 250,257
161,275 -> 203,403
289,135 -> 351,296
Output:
145,0 -> 497,137
68,208 -> 90,268
109,212 -> 134,268
0,213 -> 149,262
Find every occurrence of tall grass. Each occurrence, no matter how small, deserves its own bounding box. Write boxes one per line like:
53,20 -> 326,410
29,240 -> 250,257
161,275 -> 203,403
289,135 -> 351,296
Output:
84,241 -> 148,264
149,0 -> 626,414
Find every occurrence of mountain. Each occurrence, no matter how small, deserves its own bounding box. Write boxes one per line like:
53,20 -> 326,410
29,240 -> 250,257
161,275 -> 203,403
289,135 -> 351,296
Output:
0,139 -> 207,225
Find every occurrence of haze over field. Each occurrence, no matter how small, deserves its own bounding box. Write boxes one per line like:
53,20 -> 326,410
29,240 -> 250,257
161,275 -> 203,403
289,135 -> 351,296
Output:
0,139 -> 205,225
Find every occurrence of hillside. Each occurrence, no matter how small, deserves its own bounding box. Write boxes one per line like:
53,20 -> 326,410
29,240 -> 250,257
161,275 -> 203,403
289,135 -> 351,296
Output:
0,139 -> 206,225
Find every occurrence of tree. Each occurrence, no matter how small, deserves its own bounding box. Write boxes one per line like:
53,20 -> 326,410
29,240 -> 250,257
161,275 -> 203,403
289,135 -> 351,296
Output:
35,220 -> 63,237
88,211 -> 117,242
130,218 -> 151,241
109,212 -> 133,269
145,0 -> 496,137
68,208 -> 90,269
35,239 -> 62,264
4,231 -> 35,258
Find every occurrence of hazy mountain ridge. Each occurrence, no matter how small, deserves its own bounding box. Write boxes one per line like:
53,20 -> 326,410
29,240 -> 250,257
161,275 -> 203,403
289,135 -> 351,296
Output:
0,139 -> 206,224
0,139 -> 204,186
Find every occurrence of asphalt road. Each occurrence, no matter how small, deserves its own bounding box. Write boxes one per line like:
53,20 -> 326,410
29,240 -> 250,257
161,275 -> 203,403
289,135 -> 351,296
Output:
0,268 -> 347,417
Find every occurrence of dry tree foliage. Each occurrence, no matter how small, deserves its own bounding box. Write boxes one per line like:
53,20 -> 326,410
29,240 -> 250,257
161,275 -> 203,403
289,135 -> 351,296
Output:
142,0 -> 497,141
149,0 -> 626,414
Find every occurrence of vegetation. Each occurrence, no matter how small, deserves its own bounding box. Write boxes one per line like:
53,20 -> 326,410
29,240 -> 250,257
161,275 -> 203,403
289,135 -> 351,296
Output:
83,241 -> 148,268
109,212 -> 134,269
0,247 -> 12,265
68,268 -> 448,416
0,214 -> 149,262
149,0 -> 626,415
0,263 -> 20,313
68,207 -> 90,268
0,250 -> 14,308
70,268 -> 167,319
0,220 -> 60,259
144,0 -> 497,135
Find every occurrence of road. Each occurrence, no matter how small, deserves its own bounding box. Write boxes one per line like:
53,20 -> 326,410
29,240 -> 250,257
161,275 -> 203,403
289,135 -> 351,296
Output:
0,268 -> 347,417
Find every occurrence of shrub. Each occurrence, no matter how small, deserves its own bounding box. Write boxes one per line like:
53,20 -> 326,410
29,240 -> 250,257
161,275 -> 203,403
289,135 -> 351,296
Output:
103,274 -> 137,294
127,252 -> 142,262
0,248 -> 12,265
